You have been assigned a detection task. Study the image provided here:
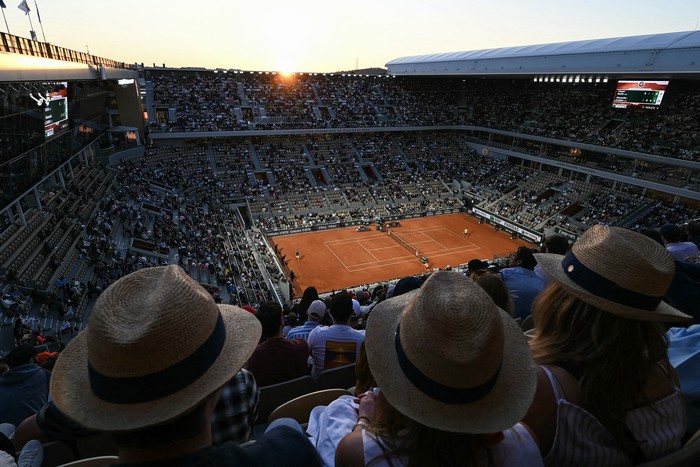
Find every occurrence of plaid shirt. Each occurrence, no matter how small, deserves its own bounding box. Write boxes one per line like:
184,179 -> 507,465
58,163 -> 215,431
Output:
211,368 -> 259,445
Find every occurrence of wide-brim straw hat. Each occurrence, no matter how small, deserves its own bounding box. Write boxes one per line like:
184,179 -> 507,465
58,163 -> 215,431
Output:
536,225 -> 690,322
365,270 -> 536,434
51,265 -> 262,432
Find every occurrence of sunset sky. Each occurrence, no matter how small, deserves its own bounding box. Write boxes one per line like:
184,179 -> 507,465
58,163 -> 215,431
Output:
2,0 -> 699,72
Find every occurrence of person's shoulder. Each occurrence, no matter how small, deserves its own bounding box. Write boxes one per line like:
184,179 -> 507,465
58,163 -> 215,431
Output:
245,426 -> 323,466
335,429 -> 365,467
289,338 -> 309,350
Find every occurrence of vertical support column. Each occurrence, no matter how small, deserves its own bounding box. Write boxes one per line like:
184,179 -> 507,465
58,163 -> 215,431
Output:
15,202 -> 27,227
57,169 -> 66,190
7,206 -> 16,224
33,188 -> 42,212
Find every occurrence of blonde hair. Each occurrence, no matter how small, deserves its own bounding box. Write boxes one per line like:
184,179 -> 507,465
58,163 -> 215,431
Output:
530,283 -> 668,455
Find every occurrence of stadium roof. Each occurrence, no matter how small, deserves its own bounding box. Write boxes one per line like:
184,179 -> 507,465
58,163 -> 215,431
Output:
386,31 -> 700,78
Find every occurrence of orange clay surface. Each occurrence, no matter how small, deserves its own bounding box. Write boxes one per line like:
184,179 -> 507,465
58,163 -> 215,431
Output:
272,213 -> 532,295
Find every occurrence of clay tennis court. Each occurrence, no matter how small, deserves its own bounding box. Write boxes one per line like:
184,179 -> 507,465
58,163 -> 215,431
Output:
272,213 -> 531,295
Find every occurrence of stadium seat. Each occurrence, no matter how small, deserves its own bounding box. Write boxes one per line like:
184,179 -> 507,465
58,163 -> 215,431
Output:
267,388 -> 352,426
57,456 -> 118,467
315,363 -> 356,390
41,440 -> 75,467
255,375 -> 315,428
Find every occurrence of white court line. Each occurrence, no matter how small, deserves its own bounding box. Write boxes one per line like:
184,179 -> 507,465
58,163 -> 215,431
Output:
324,241 -> 352,272
324,224 -> 484,272
424,231 -> 449,250
359,241 -> 380,262
347,257 -> 419,272
326,234 -> 390,246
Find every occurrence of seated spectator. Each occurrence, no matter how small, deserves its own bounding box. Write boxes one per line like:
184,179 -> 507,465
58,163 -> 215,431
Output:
246,302 -> 309,387
13,368 -> 260,448
534,234 -> 569,285
660,223 -> 700,261
308,292 -> 365,380
287,300 -> 326,341
641,228 -> 700,322
295,286 -> 319,323
500,247 -> 545,320
476,273 -> 515,317
48,265 -> 321,466
667,325 -> 700,438
687,220 -> 700,248
210,368 -> 260,445
467,259 -> 489,280
524,225 -> 690,465
0,344 -> 51,427
282,312 -> 298,337
335,271 -> 540,467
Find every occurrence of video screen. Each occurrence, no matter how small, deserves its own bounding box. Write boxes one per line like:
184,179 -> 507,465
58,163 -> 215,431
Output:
44,82 -> 69,138
612,80 -> 668,109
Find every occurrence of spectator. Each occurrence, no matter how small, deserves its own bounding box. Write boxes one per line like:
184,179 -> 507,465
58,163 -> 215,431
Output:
335,271 -> 540,467
687,220 -> 700,248
660,223 -> 700,261
295,286 -> 319,323
246,302 -> 309,386
534,234 -> 570,285
500,247 -> 545,320
467,259 -> 489,280
282,312 -> 298,337
524,225 -> 690,465
0,344 -> 51,427
13,369 -> 260,449
476,273 -> 515,317
210,369 -> 259,445
49,265 -> 321,466
308,292 -> 365,380
640,228 -> 700,323
287,300 -> 326,341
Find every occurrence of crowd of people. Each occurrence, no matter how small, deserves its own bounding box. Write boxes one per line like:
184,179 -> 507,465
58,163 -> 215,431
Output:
149,71 -> 700,161
1,67 -> 700,465
2,223 -> 698,466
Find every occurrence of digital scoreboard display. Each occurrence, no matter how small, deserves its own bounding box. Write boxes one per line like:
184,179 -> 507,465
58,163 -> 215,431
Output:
612,80 -> 668,109
44,82 -> 69,138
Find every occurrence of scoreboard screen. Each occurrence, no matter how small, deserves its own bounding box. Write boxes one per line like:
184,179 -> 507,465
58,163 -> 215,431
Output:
44,82 -> 69,138
612,80 -> 668,109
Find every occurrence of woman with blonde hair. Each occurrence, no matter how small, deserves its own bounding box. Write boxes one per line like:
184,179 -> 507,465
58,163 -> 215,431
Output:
335,271 -> 542,467
523,225 -> 690,466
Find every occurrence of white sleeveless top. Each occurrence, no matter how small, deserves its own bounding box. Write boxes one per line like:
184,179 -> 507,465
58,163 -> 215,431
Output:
362,423 -> 543,467
541,366 -> 686,467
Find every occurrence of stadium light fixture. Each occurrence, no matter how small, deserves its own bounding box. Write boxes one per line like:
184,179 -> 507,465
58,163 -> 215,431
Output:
603,78 -> 608,83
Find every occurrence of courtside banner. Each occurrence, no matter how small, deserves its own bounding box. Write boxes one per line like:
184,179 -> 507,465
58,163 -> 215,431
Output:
472,207 -> 543,243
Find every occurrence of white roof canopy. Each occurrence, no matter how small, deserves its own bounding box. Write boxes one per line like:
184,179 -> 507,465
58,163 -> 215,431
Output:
386,31 -> 700,77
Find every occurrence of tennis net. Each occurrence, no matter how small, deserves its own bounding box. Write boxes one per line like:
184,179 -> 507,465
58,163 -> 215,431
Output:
388,230 -> 420,257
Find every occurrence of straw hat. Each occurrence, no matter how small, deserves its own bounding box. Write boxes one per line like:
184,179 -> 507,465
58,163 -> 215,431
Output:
535,225 -> 690,322
365,270 -> 536,434
51,265 -> 262,432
